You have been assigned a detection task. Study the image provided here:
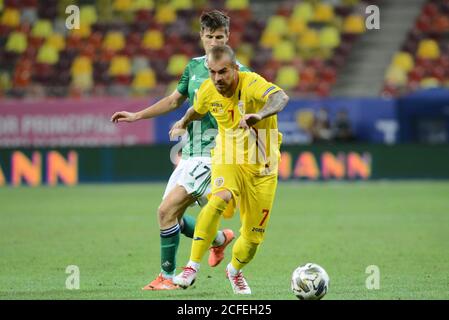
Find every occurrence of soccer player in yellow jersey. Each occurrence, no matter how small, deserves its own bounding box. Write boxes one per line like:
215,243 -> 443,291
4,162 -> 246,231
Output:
171,45 -> 289,294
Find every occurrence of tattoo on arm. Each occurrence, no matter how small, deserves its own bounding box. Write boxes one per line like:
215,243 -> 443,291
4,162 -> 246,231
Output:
257,91 -> 289,119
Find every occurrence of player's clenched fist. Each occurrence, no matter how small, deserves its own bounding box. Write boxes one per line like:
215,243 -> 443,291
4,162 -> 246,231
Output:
111,111 -> 138,123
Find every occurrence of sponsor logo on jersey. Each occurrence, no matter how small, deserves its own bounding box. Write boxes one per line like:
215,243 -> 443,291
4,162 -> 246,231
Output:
251,227 -> 265,233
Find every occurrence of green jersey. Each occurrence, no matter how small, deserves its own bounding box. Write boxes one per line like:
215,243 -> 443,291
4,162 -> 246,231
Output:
177,56 -> 250,159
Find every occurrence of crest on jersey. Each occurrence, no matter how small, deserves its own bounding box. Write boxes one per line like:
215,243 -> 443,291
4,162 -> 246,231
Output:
238,100 -> 245,115
214,177 -> 224,187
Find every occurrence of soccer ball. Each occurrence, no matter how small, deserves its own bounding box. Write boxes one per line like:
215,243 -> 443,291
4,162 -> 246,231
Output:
291,263 -> 329,300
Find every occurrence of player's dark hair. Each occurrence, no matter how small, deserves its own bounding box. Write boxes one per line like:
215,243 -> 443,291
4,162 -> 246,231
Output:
200,10 -> 230,33
208,45 -> 236,65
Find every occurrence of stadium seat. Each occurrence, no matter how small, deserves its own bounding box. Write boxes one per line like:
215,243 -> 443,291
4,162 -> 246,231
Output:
45,33 -> 65,52
71,56 -> 93,77
72,73 -> 93,91
132,68 -> 156,91
420,76 -> 440,88
265,15 -> 289,35
70,23 -> 92,39
109,55 -> 132,76
298,29 -> 320,51
391,51 -> 414,72
288,15 -> 307,35
171,0 -> 193,10
113,0 -> 133,12
1,7 -> 20,27
142,29 -> 164,50
155,4 -> 176,25
167,54 -> 188,76
5,31 -> 27,53
291,2 -> 313,23
80,5 -> 98,26
417,39 -> 441,59
275,66 -> 299,90
385,65 -> 407,86
343,15 -> 365,34
132,0 -> 154,10
313,3 -> 335,23
36,44 -> 59,65
273,40 -> 296,63
319,26 -> 341,50
260,30 -> 281,48
103,31 -> 126,51
225,0 -> 248,10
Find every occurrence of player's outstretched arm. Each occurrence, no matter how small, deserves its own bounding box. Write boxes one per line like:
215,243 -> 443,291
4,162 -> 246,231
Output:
110,89 -> 187,123
169,107 -> 205,140
239,90 -> 289,128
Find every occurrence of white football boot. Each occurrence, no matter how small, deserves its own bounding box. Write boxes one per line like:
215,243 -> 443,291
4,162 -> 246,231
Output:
225,264 -> 252,294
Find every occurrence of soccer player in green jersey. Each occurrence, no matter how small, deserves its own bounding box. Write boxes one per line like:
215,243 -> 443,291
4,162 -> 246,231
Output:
111,10 -> 250,290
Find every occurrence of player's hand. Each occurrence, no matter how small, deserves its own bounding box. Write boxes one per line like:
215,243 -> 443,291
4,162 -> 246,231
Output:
111,111 -> 138,123
169,119 -> 187,140
239,113 -> 262,129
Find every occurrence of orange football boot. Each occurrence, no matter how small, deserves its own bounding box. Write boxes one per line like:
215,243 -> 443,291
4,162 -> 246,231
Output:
142,274 -> 179,290
208,229 -> 235,267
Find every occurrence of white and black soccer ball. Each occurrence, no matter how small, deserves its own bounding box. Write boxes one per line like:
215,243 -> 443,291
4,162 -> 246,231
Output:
291,263 -> 329,300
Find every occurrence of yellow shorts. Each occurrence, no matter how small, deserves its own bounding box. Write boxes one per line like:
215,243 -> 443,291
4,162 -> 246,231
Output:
211,164 -> 278,244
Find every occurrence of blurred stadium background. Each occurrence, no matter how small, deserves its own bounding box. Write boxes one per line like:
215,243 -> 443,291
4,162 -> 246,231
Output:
1,0 -> 449,300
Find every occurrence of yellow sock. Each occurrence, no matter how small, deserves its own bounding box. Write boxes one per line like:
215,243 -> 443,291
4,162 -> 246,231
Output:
231,236 -> 260,270
190,195 -> 228,263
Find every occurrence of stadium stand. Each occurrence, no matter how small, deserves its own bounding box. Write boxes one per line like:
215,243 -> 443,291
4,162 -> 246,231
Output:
0,0 -> 377,98
382,0 -> 449,97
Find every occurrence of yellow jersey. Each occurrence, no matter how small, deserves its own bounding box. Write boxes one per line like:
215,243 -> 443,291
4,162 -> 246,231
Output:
194,71 -> 283,175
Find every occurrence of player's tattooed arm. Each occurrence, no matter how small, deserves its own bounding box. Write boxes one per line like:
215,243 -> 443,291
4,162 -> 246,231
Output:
169,107 -> 204,139
239,90 -> 289,129
258,90 -> 289,119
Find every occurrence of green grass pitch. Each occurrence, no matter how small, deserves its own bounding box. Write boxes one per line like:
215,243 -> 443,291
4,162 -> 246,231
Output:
1,181 -> 448,300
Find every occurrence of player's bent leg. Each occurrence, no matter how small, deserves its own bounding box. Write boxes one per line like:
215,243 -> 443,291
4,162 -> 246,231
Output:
173,191 -> 232,289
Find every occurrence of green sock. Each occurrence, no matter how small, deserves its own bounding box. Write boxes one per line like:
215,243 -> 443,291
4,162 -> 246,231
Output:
160,224 -> 180,277
180,215 -> 196,238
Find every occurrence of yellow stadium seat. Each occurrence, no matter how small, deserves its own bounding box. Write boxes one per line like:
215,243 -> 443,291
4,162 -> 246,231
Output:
273,40 -> 296,63
288,16 -> 307,35
171,0 -> 193,10
142,29 -> 164,50
109,55 -> 132,76
132,68 -> 156,91
155,4 -> 176,25
45,33 -> 66,51
225,0 -> 249,10
292,2 -> 313,22
71,56 -> 93,77
275,66 -> 299,90
114,0 -> 133,11
298,29 -> 320,50
80,5 -> 98,26
265,15 -> 289,35
296,110 -> 315,131
103,31 -> 126,51
167,54 -> 189,76
72,73 -> 93,90
36,44 -> 59,65
236,53 -> 250,67
384,65 -> 407,86
343,15 -> 365,34
392,52 -> 414,72
131,0 -> 154,10
417,39 -> 440,60
420,77 -> 440,88
313,3 -> 335,23
0,0 -> 3,12
6,31 -> 27,54
319,26 -> 341,49
31,19 -> 53,38
1,7 -> 20,27
260,30 -> 281,48
0,71 -> 12,92
71,23 -> 92,39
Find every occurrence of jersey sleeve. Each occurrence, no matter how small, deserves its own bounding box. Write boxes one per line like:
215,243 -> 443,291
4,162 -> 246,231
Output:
193,83 -> 209,115
176,63 -> 190,96
247,72 -> 282,104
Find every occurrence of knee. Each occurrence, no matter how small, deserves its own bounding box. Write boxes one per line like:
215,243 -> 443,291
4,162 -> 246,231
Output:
157,203 -> 176,225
